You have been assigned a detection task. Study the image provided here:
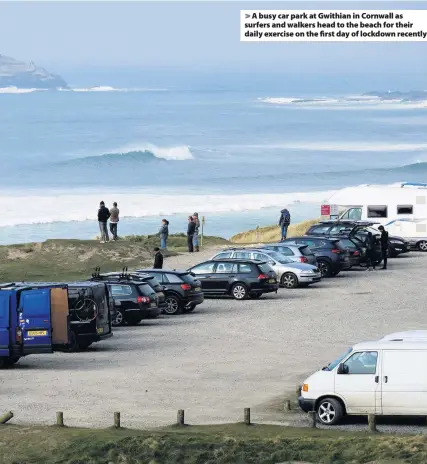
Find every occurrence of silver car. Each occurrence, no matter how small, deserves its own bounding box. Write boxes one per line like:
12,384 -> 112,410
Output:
211,249 -> 321,288
260,243 -> 317,266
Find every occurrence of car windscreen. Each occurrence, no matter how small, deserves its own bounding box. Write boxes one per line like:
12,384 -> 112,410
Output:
299,246 -> 314,256
138,284 -> 156,296
339,239 -> 356,249
257,263 -> 274,273
179,273 -> 196,284
324,347 -> 352,371
263,251 -> 291,262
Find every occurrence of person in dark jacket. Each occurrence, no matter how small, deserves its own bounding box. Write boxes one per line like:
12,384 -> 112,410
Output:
187,216 -> 196,252
97,201 -> 111,243
378,225 -> 389,270
279,208 -> 291,241
159,219 -> 169,250
365,231 -> 376,271
193,212 -> 200,252
153,247 -> 164,269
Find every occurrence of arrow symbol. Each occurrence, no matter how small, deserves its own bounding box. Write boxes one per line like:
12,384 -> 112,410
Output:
245,13 -> 250,18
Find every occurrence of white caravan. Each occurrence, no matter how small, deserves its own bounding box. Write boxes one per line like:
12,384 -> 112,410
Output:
382,218 -> 427,251
298,339 -> 427,425
326,182 -> 427,225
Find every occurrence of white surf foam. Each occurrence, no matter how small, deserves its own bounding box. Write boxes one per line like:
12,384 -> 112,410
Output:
65,86 -> 168,92
0,86 -> 46,94
0,189 -> 334,228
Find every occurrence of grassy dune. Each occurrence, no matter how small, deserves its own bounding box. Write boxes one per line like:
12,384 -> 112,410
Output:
0,423 -> 425,464
231,218 -> 320,244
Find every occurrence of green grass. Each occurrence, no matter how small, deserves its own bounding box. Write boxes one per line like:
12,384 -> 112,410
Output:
0,235 -> 229,282
0,423 -> 425,464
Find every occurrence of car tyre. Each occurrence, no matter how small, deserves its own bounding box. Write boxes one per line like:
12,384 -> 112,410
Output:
418,240 -> 427,252
281,272 -> 299,288
231,283 -> 248,300
316,397 -> 343,426
67,331 -> 80,353
250,292 -> 263,299
78,341 -> 93,351
164,295 -> 183,315
125,313 -> 143,325
112,308 -> 125,327
317,260 -> 332,278
183,303 -> 196,313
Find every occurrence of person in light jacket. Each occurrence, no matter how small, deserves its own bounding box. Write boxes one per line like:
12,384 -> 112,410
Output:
159,219 -> 169,249
193,212 -> 201,252
109,202 -> 119,241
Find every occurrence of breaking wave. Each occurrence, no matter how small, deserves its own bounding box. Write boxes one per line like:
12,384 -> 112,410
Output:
0,87 -> 46,94
62,86 -> 168,92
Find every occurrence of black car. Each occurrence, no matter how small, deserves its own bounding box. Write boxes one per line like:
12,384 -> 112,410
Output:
306,220 -> 410,257
187,259 -> 278,300
89,272 -> 161,326
137,269 -> 204,315
281,237 -> 351,277
331,234 -> 382,267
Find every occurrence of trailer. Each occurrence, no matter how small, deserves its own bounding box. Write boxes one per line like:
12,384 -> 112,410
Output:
0,284 -> 70,368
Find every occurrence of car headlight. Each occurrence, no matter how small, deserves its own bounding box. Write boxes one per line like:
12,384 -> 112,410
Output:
390,240 -> 401,244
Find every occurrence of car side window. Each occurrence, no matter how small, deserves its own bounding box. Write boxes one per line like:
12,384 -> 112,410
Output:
191,262 -> 216,274
215,262 -> 237,273
343,351 -> 378,374
109,285 -> 133,296
164,273 -> 183,283
234,252 -> 251,259
329,225 -> 346,235
277,247 -> 293,256
253,252 -> 267,261
214,252 -> 232,259
310,226 -> 330,235
238,263 -> 253,273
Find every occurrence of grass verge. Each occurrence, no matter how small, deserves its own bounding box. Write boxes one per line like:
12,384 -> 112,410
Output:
0,423 -> 425,464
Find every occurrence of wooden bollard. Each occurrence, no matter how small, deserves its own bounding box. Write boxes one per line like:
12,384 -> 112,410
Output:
0,411 -> 13,424
368,414 -> 377,433
114,412 -> 121,428
244,408 -> 251,425
56,412 -> 64,427
308,411 -> 316,428
177,409 -> 185,426
284,400 -> 291,411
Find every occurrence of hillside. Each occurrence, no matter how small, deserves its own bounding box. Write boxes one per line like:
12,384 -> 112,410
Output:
0,54 -> 68,89
231,218 -> 320,244
0,234 -> 228,282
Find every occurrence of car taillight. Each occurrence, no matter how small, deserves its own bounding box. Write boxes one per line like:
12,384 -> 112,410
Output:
181,284 -> 191,291
331,249 -> 342,254
299,257 -> 308,263
353,251 -> 360,257
137,296 -> 150,304
258,274 -> 269,280
16,327 -> 22,344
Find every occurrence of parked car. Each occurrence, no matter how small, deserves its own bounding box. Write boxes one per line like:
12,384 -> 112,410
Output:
306,220 -> 410,257
137,269 -> 204,315
281,237 -> 351,277
210,249 -> 321,288
188,259 -> 278,299
89,272 -> 161,326
330,234 -> 382,268
259,243 -> 317,265
298,338 -> 427,425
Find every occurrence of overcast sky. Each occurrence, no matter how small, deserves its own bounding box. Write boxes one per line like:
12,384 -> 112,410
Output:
1,1 -> 426,75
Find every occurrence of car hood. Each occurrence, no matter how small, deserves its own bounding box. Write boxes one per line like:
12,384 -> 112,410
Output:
276,262 -> 318,272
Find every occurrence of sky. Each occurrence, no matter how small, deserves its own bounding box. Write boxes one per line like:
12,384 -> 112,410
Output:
0,1 -> 426,76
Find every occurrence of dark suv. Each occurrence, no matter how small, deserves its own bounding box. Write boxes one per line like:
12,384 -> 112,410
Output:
137,269 -> 204,315
188,259 -> 278,300
281,237 -> 351,277
89,272 -> 161,326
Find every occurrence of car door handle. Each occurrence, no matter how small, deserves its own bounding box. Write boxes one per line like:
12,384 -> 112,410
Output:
384,376 -> 388,383
229,275 -> 235,278
204,276 -> 211,279
375,375 -> 379,383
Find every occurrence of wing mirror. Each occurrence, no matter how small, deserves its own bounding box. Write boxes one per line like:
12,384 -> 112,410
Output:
337,363 -> 349,375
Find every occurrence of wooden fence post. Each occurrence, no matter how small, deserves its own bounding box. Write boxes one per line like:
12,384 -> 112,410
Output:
284,400 -> 291,411
114,412 -> 121,428
368,414 -> 377,433
177,409 -> 185,426
244,408 -> 251,425
308,411 -> 316,428
0,411 -> 13,424
56,412 -> 64,427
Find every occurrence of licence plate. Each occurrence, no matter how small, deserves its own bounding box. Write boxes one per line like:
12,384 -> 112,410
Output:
97,327 -> 104,334
194,287 -> 201,292
27,330 -> 47,336
150,302 -> 156,308
269,279 -> 276,283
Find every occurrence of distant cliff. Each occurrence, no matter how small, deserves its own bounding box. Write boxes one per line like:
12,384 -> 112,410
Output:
363,90 -> 427,102
0,54 -> 68,89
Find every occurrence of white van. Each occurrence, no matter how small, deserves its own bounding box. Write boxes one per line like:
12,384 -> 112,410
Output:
381,330 -> 427,341
298,340 -> 427,425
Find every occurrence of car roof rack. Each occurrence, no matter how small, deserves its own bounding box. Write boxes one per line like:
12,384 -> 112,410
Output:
91,267 -> 152,282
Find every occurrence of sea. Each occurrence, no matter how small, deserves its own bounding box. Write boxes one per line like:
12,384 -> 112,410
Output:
0,70 -> 426,245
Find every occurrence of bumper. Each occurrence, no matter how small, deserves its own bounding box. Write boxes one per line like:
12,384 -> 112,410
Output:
79,331 -> 113,342
185,292 -> 204,306
260,283 -> 279,293
138,307 -> 162,318
299,274 -> 321,284
298,396 -> 316,413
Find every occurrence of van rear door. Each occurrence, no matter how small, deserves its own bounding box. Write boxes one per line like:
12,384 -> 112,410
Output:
0,291 -> 11,357
381,349 -> 427,415
19,288 -> 53,354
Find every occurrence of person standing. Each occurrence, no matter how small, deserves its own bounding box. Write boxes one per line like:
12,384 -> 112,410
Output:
109,202 -> 120,241
159,219 -> 169,250
365,231 -> 376,271
378,225 -> 389,270
153,247 -> 164,269
98,201 -> 111,243
193,212 -> 201,252
279,208 -> 291,241
187,216 -> 196,253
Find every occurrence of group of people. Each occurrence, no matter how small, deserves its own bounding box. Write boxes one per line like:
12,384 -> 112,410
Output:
97,201 -> 120,243
366,226 -> 389,271
158,213 -> 200,252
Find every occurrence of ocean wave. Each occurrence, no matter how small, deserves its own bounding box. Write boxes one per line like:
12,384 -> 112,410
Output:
0,189 -> 334,228
62,86 -> 168,92
0,86 -> 46,94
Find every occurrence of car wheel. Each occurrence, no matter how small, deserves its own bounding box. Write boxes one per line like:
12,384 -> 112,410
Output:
418,240 -> 427,252
281,272 -> 298,288
0,357 -> 20,368
250,292 -> 263,299
316,398 -> 343,425
125,313 -> 143,325
183,303 -> 196,313
317,261 -> 332,278
78,341 -> 93,351
112,309 -> 125,327
231,283 -> 248,300
164,295 -> 183,315
67,331 -> 79,353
